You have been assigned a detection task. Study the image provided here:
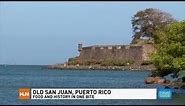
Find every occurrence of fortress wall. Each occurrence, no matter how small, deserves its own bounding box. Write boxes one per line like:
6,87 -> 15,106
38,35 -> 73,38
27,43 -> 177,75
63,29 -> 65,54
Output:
142,44 -> 155,61
78,45 -> 147,64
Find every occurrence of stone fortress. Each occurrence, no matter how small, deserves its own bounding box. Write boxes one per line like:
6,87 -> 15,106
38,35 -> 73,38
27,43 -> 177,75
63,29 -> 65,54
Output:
77,43 -> 155,65
49,42 -> 156,70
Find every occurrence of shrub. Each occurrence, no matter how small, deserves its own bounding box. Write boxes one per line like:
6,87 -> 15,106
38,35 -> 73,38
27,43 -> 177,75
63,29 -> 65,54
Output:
150,21 -> 185,78
141,60 -> 153,65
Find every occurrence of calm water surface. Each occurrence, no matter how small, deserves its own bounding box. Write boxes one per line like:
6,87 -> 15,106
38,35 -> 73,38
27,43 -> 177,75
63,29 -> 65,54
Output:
0,65 -> 185,105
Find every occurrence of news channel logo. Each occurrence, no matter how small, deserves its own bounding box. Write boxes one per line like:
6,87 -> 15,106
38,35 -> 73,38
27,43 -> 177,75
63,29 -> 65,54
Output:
157,88 -> 172,99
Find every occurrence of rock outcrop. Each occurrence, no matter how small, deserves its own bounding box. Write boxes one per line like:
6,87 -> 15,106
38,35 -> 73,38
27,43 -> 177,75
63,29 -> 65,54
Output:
144,77 -> 170,84
145,76 -> 185,89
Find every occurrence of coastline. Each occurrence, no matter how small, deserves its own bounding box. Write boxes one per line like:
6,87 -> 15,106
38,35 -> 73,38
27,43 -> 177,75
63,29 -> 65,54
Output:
48,64 -> 156,71
48,64 -> 185,90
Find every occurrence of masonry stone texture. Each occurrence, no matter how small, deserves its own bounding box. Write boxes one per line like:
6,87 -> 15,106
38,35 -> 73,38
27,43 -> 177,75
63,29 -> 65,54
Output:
77,43 -> 155,65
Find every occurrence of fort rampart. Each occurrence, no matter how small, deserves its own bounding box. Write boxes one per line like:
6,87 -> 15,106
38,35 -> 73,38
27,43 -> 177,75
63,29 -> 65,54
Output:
77,44 -> 155,65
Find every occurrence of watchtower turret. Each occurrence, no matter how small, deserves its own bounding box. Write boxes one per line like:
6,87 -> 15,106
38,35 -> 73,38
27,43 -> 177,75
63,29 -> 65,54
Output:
78,42 -> 83,52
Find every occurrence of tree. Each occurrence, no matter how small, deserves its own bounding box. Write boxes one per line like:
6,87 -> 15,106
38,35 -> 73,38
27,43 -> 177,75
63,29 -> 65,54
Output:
131,8 -> 176,44
151,21 -> 185,78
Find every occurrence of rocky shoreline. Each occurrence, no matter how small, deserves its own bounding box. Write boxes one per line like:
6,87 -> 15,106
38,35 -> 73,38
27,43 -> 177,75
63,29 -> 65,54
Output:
48,64 -> 156,71
145,76 -> 185,89
48,64 -> 185,90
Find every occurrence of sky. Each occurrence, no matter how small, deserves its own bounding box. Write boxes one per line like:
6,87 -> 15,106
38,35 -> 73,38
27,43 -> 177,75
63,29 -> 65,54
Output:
0,1 -> 185,65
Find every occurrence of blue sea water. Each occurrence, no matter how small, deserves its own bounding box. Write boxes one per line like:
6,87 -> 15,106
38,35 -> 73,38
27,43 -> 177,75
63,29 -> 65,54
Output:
0,65 -> 185,105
